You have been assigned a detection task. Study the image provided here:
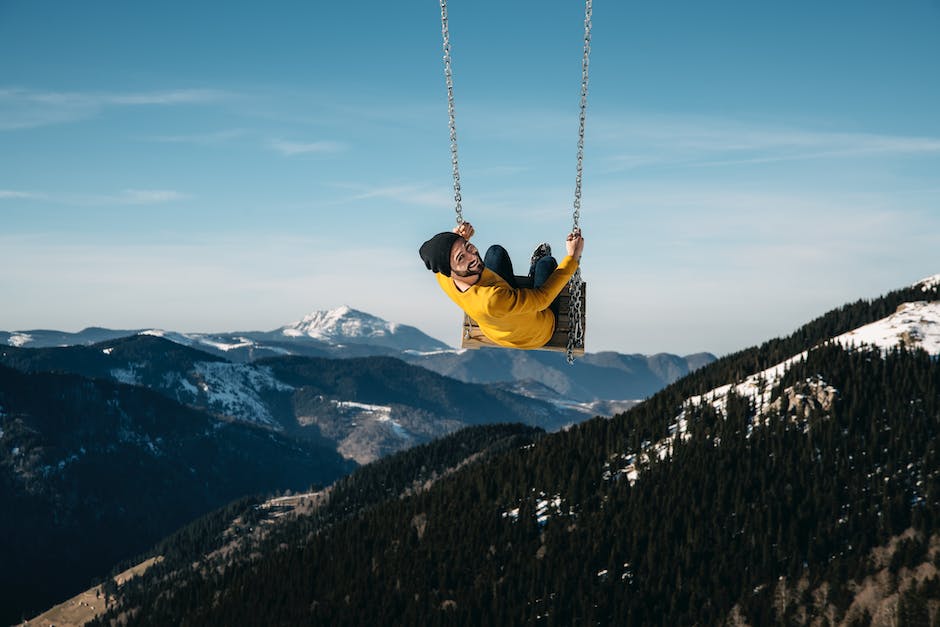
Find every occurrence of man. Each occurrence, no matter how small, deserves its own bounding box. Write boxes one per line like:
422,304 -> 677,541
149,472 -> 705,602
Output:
419,222 -> 585,349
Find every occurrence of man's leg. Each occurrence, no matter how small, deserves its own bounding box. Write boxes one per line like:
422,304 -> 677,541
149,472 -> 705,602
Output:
484,245 -> 518,288
532,256 -> 558,288
533,255 -> 562,320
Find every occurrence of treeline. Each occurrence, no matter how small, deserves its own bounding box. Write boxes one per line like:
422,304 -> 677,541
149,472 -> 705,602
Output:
91,343 -> 940,625
88,424 -> 543,617
321,422 -> 544,521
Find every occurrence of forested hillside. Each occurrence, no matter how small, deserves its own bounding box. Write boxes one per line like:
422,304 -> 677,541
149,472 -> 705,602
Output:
87,279 -> 940,625
0,365 -> 353,625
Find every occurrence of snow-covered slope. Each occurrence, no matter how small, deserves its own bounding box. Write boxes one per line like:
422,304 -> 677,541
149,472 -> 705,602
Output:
917,273 -> 940,292
606,285 -> 940,485
187,362 -> 294,429
690,290 -> 940,418
834,300 -> 940,354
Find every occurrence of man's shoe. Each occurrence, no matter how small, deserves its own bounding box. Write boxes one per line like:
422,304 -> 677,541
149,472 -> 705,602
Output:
528,242 -> 552,277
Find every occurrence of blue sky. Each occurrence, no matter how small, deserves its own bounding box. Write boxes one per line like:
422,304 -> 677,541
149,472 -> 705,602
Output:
2,0 -> 938,356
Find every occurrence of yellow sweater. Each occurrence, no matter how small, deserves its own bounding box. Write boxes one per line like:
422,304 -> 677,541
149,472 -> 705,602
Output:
436,255 -> 579,349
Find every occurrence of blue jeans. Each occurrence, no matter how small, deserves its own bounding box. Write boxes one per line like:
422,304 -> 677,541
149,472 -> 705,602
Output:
483,245 -> 558,289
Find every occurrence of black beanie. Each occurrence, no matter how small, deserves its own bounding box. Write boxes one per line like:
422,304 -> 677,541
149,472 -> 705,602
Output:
419,232 -> 461,276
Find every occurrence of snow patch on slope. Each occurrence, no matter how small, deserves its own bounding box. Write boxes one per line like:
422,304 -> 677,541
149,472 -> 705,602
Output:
502,491 -> 574,527
111,365 -> 143,385
833,301 -> 940,355
140,329 -> 196,346
193,363 -> 293,428
195,336 -> 256,352
686,351 -> 809,418
686,300 -> 940,420
915,274 -> 940,291
8,333 -> 33,347
330,400 -> 413,440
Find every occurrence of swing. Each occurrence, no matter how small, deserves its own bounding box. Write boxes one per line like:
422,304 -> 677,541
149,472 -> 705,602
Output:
460,277 -> 587,357
439,0 -> 592,363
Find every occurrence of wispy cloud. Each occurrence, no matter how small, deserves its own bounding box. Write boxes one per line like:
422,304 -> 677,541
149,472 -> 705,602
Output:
139,129 -> 248,145
0,188 -> 188,206
588,113 -> 940,171
111,189 -> 189,205
106,90 -> 224,105
0,87 -> 227,130
267,138 -> 347,156
0,190 -> 45,200
474,164 -> 535,177
335,183 -> 453,208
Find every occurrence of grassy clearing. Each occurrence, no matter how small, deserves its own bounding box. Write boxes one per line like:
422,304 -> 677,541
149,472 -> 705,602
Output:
21,556 -> 162,627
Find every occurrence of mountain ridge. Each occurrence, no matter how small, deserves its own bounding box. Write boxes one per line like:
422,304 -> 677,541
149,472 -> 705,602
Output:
1,305 -> 717,405
0,335 -> 580,464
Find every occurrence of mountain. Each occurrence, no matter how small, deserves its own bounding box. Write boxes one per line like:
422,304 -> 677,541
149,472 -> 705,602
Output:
0,335 -> 581,464
78,274 -> 940,625
2,306 -> 716,406
0,364 -> 354,625
1,306 -> 450,361
257,354 -> 577,462
401,347 -> 715,402
277,305 -> 450,352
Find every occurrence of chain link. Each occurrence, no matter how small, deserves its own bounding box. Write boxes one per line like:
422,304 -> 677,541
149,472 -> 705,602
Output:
566,0 -> 592,364
440,0 -> 463,225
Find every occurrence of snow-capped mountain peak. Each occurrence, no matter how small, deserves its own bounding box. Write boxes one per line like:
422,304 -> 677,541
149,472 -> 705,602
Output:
281,306 -> 400,342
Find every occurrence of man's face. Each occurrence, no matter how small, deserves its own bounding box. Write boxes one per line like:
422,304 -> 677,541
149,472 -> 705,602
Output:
450,238 -> 483,278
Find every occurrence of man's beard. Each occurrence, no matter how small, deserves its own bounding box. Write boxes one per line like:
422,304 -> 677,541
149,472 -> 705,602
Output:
452,256 -> 483,278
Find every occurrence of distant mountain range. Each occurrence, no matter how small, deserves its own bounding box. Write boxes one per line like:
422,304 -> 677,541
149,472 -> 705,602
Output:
0,305 -> 448,355
0,304 -> 715,409
0,334 -> 585,465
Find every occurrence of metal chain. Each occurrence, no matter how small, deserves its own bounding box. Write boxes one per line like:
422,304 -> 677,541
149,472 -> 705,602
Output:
439,0 -> 591,362
571,0 -> 592,233
566,0 -> 592,364
566,268 -> 585,364
440,0 -> 463,225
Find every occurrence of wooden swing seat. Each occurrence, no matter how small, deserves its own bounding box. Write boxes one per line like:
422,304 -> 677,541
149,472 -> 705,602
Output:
460,276 -> 586,355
